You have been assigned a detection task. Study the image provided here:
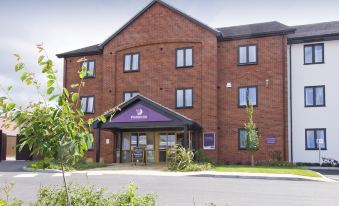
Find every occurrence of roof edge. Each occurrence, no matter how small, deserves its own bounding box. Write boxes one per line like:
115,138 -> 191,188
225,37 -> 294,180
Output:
220,29 -> 295,41
98,0 -> 221,49
288,33 -> 339,44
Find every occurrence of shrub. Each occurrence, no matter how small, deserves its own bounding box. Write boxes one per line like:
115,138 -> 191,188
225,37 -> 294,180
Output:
32,183 -> 156,206
295,162 -> 320,167
26,160 -> 106,171
194,149 -> 211,163
166,145 -> 211,171
167,145 -> 194,171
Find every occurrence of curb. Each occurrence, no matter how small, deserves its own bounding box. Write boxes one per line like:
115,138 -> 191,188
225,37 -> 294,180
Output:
304,166 -> 339,171
22,166 -> 62,173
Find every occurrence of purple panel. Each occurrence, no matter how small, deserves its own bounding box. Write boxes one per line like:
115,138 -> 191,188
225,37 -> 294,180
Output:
203,133 -> 215,149
111,103 -> 171,123
265,136 -> 277,145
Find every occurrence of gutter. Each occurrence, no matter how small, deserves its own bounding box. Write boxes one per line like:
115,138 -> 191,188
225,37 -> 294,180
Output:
289,44 -> 294,163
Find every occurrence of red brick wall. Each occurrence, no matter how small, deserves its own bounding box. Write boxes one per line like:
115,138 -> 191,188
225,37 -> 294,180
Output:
64,2 -> 218,163
63,2 -> 288,164
217,36 -> 288,163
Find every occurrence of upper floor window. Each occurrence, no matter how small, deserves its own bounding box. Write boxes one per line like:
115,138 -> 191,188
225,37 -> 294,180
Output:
124,53 -> 140,72
305,86 -> 325,107
305,128 -> 326,150
123,91 -> 139,102
238,45 -> 257,65
81,60 -> 95,78
238,86 -> 258,107
80,96 -> 95,114
176,88 -> 193,108
176,48 -> 193,68
304,43 -> 324,64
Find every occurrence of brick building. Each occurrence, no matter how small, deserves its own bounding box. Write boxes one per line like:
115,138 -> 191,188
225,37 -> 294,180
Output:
57,0 -> 294,164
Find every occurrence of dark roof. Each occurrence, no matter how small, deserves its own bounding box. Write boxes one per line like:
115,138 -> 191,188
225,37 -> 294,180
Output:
217,21 -> 295,40
92,94 -> 200,129
56,44 -> 102,58
98,0 -> 221,48
288,21 -> 339,43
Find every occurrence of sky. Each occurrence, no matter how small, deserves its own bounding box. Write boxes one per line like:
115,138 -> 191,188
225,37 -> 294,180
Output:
1,0 -> 339,106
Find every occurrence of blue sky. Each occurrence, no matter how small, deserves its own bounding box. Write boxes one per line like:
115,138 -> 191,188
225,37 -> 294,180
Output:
1,0 -> 339,105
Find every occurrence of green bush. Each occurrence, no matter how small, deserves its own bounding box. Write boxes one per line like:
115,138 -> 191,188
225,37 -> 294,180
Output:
32,183 -> 156,206
166,145 -> 211,171
194,149 -> 211,163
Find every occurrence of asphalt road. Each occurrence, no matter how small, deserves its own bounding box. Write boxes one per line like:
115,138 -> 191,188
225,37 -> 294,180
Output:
1,161 -> 339,206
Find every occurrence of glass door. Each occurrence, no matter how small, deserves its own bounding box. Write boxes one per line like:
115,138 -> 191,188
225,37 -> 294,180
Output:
158,132 -> 176,162
121,133 -> 131,163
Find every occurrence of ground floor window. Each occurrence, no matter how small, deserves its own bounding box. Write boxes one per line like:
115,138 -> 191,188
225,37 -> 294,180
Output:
238,129 -> 247,150
203,133 -> 215,150
305,128 -> 327,150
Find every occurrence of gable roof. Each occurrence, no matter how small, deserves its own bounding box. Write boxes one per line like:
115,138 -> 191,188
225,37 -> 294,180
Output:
288,21 -> 339,43
92,94 -> 200,129
56,0 -> 221,58
98,0 -> 221,49
217,21 -> 295,40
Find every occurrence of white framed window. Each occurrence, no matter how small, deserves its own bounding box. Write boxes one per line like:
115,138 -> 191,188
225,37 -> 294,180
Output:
80,96 -> 95,114
203,132 -> 215,150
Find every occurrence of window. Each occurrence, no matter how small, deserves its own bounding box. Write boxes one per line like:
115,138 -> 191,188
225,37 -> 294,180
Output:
176,48 -> 193,68
203,133 -> 215,150
305,129 -> 326,150
238,129 -> 247,150
124,53 -> 140,72
123,91 -> 139,102
176,88 -> 193,108
81,60 -> 95,77
304,86 -> 325,107
238,86 -> 258,107
304,44 -> 324,64
238,45 -> 257,65
85,134 -> 94,150
80,96 -> 95,114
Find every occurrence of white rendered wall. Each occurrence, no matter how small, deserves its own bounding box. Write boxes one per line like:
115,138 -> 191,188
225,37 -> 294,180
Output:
289,40 -> 339,163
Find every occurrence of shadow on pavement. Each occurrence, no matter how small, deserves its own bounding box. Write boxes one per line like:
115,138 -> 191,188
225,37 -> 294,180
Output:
0,161 -> 29,172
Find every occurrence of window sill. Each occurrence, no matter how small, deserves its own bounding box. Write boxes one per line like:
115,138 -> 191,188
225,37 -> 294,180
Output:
238,105 -> 258,108
123,70 -> 140,73
176,106 -> 193,109
238,62 -> 258,66
303,62 -> 325,65
176,66 -> 194,69
305,105 -> 326,108
83,76 -> 95,79
306,148 -> 327,151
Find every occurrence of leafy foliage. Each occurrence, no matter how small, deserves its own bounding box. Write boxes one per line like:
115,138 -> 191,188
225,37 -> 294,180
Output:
167,145 -> 211,171
244,104 -> 260,166
32,183 -> 157,206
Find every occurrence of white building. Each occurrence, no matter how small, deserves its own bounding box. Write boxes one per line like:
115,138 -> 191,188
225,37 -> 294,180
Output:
288,21 -> 339,163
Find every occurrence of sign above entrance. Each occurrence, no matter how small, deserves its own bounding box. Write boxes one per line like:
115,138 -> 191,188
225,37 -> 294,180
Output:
111,103 -> 171,123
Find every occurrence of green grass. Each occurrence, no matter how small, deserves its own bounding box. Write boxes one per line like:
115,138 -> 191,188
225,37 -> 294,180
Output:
26,160 -> 107,171
213,165 -> 321,177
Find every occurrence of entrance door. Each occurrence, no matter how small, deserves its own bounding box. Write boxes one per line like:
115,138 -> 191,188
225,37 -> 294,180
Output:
121,132 -> 155,163
158,132 -> 176,162
6,136 -> 16,160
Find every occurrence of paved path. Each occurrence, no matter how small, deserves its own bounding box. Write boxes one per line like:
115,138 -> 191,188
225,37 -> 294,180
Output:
310,169 -> 339,181
0,171 -> 339,206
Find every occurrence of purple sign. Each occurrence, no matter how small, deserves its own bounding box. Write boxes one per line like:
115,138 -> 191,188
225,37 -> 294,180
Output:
111,103 -> 171,123
266,136 -> 277,145
203,133 -> 215,150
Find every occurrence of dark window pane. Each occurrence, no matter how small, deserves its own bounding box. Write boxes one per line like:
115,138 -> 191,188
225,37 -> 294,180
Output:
239,129 -> 247,149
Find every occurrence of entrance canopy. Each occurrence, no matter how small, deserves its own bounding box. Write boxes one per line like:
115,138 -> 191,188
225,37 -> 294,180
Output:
92,95 -> 200,130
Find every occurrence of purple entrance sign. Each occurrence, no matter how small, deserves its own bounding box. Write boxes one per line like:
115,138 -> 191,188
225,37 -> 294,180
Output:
111,103 -> 171,123
266,136 -> 277,145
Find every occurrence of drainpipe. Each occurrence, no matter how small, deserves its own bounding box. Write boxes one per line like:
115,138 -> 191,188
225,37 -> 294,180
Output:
184,125 -> 188,148
95,126 -> 101,163
289,44 -> 294,163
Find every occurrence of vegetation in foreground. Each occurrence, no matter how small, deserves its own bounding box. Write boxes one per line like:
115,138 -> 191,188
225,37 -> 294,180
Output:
213,164 -> 321,177
26,160 -> 107,171
0,182 -> 156,206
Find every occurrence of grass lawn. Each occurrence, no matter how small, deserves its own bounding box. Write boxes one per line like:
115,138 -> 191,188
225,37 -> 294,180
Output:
213,165 -> 321,178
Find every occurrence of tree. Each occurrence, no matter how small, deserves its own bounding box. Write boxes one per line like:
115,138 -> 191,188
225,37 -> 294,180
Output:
244,104 -> 260,167
0,44 -> 103,206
